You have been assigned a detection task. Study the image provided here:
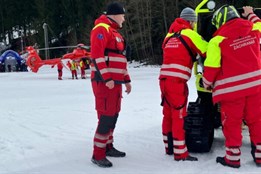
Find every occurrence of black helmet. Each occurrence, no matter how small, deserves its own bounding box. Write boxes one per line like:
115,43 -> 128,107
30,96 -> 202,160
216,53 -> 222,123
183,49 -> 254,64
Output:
212,5 -> 240,29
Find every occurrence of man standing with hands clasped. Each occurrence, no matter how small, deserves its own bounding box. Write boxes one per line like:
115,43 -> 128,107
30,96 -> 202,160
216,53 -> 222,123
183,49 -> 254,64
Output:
203,5 -> 261,168
90,2 -> 131,168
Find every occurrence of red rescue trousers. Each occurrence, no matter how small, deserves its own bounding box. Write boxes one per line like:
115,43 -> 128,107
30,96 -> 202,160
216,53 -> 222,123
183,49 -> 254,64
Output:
71,70 -> 77,79
58,69 -> 62,79
91,81 -> 122,160
160,78 -> 189,160
220,92 -> 261,165
81,67 -> 86,78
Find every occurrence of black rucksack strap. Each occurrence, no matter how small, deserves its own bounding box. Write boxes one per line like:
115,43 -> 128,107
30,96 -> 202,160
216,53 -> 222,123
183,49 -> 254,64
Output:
164,32 -> 197,62
104,48 -> 123,56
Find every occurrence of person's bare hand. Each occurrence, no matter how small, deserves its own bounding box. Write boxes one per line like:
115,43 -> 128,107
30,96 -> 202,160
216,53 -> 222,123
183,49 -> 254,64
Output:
242,6 -> 254,18
125,83 -> 131,94
203,83 -> 213,91
106,80 -> 114,89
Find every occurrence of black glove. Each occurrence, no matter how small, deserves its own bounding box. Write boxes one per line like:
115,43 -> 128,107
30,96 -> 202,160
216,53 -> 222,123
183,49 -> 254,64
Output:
199,77 -> 204,88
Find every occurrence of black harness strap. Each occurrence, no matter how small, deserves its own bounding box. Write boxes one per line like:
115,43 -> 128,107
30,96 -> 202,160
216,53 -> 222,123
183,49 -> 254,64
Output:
164,32 -> 197,62
104,48 -> 124,56
104,49 -> 123,66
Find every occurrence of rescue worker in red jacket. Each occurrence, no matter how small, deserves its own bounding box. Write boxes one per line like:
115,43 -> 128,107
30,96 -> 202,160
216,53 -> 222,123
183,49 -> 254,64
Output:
70,60 -> 78,79
51,61 -> 63,80
202,5 -> 261,168
90,2 -> 131,168
159,7 -> 208,161
79,58 -> 87,79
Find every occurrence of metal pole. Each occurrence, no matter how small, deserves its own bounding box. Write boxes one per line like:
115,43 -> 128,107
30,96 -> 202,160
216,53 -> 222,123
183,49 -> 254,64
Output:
20,31 -> 23,52
42,23 -> 49,59
37,45 -> 91,51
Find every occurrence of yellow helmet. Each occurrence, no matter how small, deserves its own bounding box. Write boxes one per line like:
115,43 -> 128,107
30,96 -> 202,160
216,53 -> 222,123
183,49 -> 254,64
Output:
212,5 -> 240,29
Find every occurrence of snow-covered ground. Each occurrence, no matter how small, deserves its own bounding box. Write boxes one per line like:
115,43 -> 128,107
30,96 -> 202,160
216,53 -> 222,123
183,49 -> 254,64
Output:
0,64 -> 259,174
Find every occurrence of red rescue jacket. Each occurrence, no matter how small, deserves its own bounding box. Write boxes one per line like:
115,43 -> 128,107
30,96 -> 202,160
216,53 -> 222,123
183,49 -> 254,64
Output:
90,15 -> 131,84
203,17 -> 261,103
159,18 -> 207,82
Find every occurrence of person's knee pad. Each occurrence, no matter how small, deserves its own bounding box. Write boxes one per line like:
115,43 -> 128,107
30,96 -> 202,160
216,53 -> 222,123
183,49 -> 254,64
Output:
111,114 -> 119,129
97,115 -> 115,134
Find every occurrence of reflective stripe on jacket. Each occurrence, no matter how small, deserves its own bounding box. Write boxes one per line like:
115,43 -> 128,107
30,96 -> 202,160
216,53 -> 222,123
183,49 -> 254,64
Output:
90,15 -> 131,84
159,18 -> 208,81
203,16 -> 261,103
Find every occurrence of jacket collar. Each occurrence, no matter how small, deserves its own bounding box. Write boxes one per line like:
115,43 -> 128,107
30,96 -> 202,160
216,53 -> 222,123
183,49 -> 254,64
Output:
168,18 -> 193,33
94,15 -> 120,30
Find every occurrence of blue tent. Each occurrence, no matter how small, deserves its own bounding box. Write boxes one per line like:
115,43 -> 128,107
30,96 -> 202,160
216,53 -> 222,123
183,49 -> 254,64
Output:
0,50 -> 23,64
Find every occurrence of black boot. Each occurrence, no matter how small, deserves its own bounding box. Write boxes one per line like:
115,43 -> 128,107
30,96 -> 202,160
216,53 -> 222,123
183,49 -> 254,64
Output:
251,142 -> 256,161
175,155 -> 198,161
91,156 -> 113,168
106,147 -> 126,157
216,156 -> 240,168
166,132 -> 174,155
256,163 -> 261,167
251,143 -> 261,167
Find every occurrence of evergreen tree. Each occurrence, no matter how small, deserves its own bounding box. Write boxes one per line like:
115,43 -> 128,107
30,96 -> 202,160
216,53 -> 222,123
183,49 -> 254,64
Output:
0,0 -> 260,62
